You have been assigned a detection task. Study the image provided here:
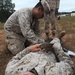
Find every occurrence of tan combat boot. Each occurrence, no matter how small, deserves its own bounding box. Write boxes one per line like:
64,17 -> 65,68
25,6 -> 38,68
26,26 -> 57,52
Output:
58,31 -> 66,39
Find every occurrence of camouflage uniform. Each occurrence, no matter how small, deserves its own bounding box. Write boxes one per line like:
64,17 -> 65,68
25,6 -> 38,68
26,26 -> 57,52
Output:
4,8 -> 44,55
5,38 -> 74,75
41,0 -> 60,36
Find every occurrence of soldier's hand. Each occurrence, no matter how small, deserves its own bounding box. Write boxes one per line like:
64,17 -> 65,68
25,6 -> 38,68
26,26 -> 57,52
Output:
28,44 -> 41,52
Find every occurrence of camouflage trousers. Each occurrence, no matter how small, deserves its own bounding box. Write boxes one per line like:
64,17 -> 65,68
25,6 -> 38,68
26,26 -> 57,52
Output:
44,10 -> 56,35
5,38 -> 74,75
5,29 -> 31,55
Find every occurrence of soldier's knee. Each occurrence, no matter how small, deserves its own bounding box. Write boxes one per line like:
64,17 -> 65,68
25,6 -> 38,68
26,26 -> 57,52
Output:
50,38 -> 60,44
8,44 -> 23,55
50,38 -> 62,50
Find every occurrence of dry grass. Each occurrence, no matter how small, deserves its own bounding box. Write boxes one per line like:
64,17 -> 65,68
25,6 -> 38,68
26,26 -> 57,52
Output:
57,16 -> 75,52
0,16 -> 75,75
0,23 -> 4,29
57,16 -> 75,34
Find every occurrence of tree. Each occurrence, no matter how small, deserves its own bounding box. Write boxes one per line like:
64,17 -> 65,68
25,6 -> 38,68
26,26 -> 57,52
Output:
0,0 -> 15,22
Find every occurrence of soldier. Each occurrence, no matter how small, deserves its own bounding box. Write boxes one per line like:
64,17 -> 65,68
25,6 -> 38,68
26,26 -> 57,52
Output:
5,38 -> 74,75
5,1 -> 74,75
41,0 -> 60,39
4,2 -> 45,55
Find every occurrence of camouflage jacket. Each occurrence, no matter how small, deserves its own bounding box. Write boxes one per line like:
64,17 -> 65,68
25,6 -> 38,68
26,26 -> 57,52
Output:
4,8 -> 44,44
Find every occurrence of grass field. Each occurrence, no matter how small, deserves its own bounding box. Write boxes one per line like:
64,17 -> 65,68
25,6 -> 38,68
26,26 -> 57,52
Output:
0,23 -> 4,29
0,16 -> 75,75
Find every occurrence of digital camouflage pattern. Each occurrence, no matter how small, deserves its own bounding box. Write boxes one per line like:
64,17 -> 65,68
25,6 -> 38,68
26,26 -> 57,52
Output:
4,8 -> 44,55
5,38 -> 74,75
41,0 -> 60,35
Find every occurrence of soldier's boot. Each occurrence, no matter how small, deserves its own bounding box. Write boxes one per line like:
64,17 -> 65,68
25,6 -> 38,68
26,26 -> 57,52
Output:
58,31 -> 66,39
45,31 -> 66,43
45,32 -> 50,40
58,31 -> 66,52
